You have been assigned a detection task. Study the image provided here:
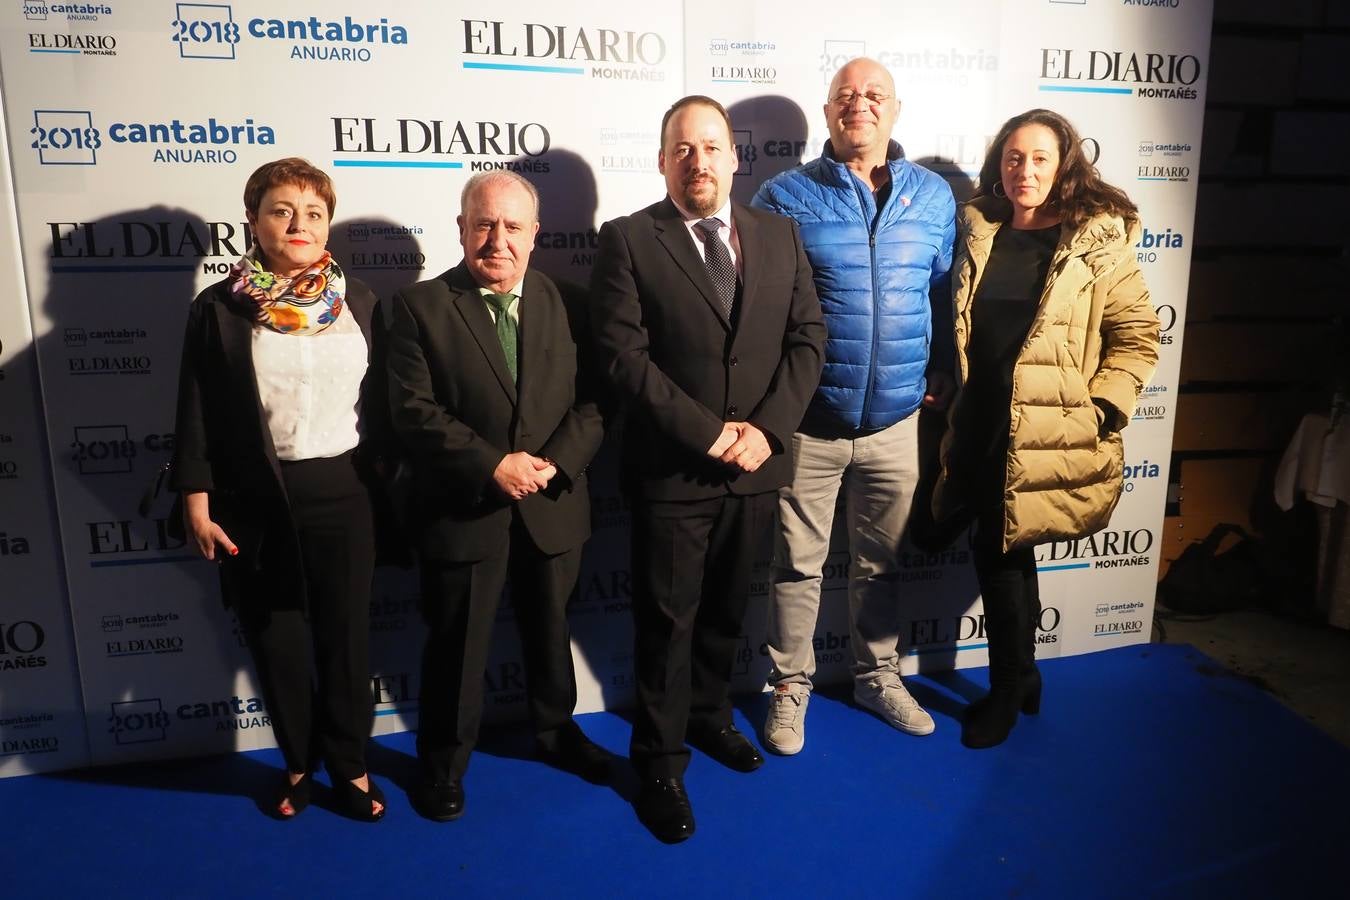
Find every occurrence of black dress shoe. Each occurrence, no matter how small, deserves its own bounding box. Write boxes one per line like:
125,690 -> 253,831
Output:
536,728 -> 612,785
687,724 -> 764,772
636,776 -> 695,844
411,777 -> 464,822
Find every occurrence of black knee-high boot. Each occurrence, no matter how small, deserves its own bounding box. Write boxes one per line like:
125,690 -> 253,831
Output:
1019,564 -> 1043,715
963,543 -> 1041,749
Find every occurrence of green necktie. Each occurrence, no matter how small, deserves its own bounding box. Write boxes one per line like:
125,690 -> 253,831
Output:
484,292 -> 518,383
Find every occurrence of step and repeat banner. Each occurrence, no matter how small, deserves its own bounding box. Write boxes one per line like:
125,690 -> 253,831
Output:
0,0 -> 1210,776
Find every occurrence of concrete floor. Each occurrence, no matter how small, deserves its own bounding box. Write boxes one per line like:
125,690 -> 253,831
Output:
1155,606 -> 1350,748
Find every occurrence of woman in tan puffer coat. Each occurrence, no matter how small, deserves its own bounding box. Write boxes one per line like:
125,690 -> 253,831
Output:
933,109 -> 1159,749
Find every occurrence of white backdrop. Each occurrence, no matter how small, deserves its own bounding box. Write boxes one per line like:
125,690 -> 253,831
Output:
0,0 -> 1210,776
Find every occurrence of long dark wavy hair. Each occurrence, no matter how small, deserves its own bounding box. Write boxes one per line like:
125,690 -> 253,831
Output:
975,108 -> 1137,230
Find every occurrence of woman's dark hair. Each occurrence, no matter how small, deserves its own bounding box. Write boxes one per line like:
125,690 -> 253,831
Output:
975,108 -> 1136,229
243,157 -> 336,218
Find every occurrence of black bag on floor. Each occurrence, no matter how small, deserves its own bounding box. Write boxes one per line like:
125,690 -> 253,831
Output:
1158,523 -> 1266,614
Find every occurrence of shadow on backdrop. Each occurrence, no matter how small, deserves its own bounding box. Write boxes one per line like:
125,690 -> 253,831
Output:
915,154 -> 979,204
328,215 -> 428,304
727,95 -> 811,204
39,205 -> 276,800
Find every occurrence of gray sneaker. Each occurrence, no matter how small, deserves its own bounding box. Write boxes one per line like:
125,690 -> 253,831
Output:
854,673 -> 935,736
763,683 -> 810,755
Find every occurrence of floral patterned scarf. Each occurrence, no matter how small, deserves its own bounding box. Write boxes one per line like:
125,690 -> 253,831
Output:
229,247 -> 346,336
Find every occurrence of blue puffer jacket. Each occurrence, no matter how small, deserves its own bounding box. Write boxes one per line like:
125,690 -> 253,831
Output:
752,140 -> 954,433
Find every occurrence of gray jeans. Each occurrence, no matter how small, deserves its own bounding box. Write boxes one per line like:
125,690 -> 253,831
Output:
767,414 -> 920,687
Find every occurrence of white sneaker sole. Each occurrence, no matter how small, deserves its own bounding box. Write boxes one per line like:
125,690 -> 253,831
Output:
763,734 -> 804,756
854,696 -> 936,736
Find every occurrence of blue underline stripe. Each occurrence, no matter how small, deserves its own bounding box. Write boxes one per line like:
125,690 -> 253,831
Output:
90,555 -> 200,568
906,642 -> 989,655
375,705 -> 419,717
31,48 -> 81,54
54,264 -> 198,273
333,160 -> 464,169
1038,85 -> 1133,95
463,61 -> 585,74
1038,562 -> 1092,571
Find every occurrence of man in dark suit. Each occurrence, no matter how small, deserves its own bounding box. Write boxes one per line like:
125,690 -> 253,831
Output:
590,95 -> 826,842
386,171 -> 608,822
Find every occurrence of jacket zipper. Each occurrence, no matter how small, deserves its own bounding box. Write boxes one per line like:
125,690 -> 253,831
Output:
858,175 -> 883,428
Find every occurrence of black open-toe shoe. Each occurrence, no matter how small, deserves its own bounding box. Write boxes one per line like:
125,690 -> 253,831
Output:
271,772 -> 312,820
332,776 -> 386,822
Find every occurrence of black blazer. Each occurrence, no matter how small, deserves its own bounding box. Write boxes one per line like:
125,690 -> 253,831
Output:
169,276 -> 387,599
590,198 -> 826,501
385,263 -> 603,563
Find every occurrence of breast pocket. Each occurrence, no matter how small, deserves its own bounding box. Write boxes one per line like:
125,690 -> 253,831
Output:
541,344 -> 577,382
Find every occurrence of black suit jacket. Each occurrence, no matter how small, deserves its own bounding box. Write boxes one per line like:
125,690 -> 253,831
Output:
385,263 -> 603,562
590,198 -> 825,500
170,276 -> 387,600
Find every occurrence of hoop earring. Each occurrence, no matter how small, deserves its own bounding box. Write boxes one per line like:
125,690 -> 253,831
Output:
992,182 -> 1007,199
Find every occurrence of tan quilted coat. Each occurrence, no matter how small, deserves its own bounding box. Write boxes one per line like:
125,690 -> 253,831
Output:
934,196 -> 1160,551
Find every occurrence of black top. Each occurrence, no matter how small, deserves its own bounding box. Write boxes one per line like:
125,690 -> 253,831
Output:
950,224 -> 1059,498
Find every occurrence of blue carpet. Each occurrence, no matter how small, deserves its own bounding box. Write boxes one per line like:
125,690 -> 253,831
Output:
4,644 -> 1345,898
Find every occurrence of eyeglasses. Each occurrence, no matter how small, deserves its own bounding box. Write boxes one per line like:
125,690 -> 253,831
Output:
830,91 -> 892,108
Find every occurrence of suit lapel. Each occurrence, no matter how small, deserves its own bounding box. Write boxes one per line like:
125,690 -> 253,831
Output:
516,270 -> 548,406
213,297 -> 284,488
447,266 -> 518,405
731,202 -> 759,327
653,198 -> 731,331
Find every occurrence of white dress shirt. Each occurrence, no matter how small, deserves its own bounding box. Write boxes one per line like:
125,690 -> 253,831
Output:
251,306 -> 367,461
478,278 -> 525,327
671,198 -> 743,277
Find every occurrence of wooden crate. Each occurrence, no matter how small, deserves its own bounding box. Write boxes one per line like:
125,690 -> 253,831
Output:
1172,391 -> 1318,452
1179,323 -> 1337,384
1186,257 -> 1344,322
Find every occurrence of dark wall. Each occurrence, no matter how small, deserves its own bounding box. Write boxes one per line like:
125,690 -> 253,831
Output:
1163,1 -> 1349,583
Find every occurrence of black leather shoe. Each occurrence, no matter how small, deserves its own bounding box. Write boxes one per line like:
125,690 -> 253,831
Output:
411,777 -> 464,822
536,727 -> 612,785
687,724 -> 764,772
636,776 -> 695,844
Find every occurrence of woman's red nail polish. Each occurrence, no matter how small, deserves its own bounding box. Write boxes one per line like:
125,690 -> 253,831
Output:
230,548 -> 238,556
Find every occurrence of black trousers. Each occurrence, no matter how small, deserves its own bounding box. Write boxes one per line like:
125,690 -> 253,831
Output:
416,511 -> 583,782
234,450 -> 376,782
629,491 -> 775,778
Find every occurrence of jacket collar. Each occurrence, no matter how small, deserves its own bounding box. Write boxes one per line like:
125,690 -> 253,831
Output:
962,196 -> 1137,264
443,262 -> 520,404
820,138 -> 906,185
652,197 -> 734,330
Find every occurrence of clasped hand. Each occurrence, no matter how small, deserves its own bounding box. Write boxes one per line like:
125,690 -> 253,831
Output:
493,451 -> 557,501
706,421 -> 771,473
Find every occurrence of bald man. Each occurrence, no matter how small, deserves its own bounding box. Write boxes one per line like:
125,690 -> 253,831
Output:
751,58 -> 956,754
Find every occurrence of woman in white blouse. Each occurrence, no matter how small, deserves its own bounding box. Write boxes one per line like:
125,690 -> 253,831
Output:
171,158 -> 387,821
